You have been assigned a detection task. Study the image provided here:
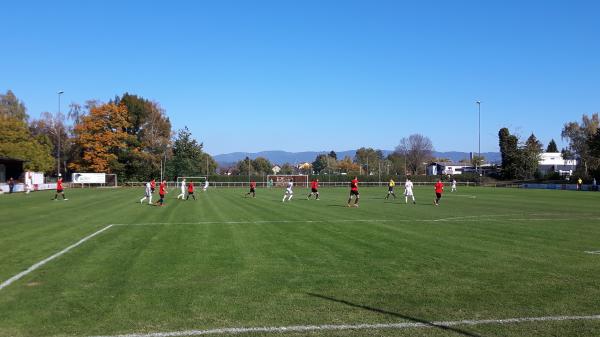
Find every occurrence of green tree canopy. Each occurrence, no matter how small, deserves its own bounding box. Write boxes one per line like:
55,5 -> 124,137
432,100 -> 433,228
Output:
546,139 -> 558,152
166,127 -> 209,178
312,154 -> 329,173
0,117 -> 55,173
252,157 -> 272,175
0,90 -> 28,121
561,113 -> 600,177
110,93 -> 172,180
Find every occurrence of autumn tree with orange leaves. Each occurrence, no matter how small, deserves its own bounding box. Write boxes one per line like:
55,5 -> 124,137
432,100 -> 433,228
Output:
69,103 -> 133,173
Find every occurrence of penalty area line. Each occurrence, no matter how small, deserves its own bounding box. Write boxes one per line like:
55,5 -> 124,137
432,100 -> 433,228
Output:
88,314 -> 600,337
0,225 -> 114,292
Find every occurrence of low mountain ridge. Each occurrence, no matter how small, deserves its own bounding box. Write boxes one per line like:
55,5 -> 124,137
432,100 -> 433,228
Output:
214,150 -> 501,166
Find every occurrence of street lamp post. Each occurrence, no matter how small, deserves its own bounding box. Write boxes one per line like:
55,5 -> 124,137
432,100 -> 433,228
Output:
57,91 -> 64,176
476,100 -> 481,176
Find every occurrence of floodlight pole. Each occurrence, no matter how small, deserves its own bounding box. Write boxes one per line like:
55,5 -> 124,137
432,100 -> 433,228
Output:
57,91 -> 64,177
476,100 -> 481,176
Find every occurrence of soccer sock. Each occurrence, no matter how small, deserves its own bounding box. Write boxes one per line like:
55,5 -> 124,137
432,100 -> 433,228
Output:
289,194 -> 293,201
149,196 -> 152,204
316,193 -> 319,199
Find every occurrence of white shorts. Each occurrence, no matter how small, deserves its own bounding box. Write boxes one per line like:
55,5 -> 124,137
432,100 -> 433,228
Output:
285,188 -> 293,195
404,190 -> 413,196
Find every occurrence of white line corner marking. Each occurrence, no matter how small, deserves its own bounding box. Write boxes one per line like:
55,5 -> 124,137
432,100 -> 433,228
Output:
0,225 -> 113,291
88,314 -> 600,337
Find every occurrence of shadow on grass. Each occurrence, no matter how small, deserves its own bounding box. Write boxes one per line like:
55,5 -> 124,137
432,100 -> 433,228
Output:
307,293 -> 483,337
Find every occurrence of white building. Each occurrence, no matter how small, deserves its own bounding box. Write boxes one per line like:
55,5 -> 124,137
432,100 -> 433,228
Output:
426,162 -> 497,176
427,163 -> 470,176
538,152 -> 577,176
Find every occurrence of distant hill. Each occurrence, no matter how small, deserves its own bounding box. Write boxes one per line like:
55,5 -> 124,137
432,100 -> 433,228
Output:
213,150 -> 501,166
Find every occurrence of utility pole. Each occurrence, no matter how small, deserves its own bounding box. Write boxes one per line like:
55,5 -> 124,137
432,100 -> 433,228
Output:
476,100 -> 481,177
56,91 -> 64,176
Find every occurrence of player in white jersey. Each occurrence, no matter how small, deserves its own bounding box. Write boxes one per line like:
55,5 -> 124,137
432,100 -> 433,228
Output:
25,172 -> 32,194
404,178 -> 416,204
177,178 -> 186,199
282,179 -> 294,202
451,179 -> 457,192
203,179 -> 209,191
140,182 -> 153,204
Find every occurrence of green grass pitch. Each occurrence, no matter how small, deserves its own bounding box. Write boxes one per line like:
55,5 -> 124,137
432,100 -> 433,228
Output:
1,185 -> 599,337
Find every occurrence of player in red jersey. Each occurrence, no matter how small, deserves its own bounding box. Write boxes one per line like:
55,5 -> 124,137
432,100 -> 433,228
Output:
53,174 -> 68,200
150,179 -> 156,193
186,181 -> 196,200
307,179 -> 320,200
155,180 -> 168,206
347,176 -> 360,207
245,181 -> 256,198
434,178 -> 444,206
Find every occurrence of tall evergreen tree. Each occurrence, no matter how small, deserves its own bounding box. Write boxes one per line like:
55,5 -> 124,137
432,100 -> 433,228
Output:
546,139 -> 558,152
520,133 -> 543,179
0,90 -> 28,121
312,154 -> 329,173
498,128 -> 520,179
166,127 -> 208,178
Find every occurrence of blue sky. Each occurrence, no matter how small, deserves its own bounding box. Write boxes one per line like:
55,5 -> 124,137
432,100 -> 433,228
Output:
2,0 -> 599,155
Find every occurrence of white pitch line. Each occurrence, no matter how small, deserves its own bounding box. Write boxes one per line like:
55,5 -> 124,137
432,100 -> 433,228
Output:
0,225 -> 114,291
111,219 -> 399,226
449,194 -> 477,198
585,251 -> 600,255
88,314 -> 600,337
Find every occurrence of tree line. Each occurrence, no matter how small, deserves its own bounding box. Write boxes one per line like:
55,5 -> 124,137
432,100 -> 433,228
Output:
498,113 -> 599,180
0,90 -> 216,181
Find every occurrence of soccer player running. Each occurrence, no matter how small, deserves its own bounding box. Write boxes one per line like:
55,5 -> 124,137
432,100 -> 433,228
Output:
434,178 -> 444,206
404,178 -> 416,204
177,178 -> 186,199
53,174 -> 68,200
307,178 -> 320,200
140,182 -> 153,204
150,179 -> 156,193
347,176 -> 360,207
186,181 -> 196,200
156,180 -> 168,206
282,179 -> 294,202
203,179 -> 209,191
451,178 -> 457,192
385,179 -> 396,199
245,181 -> 256,198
